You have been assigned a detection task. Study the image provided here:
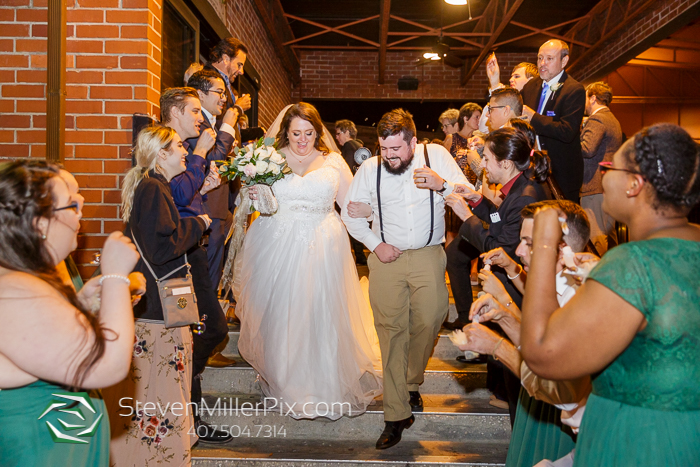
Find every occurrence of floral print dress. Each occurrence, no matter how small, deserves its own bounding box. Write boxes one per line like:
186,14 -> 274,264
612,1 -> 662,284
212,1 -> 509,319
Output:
103,321 -> 194,467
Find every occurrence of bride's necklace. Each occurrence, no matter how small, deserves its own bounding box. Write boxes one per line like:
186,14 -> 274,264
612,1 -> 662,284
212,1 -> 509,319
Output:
287,148 -> 315,164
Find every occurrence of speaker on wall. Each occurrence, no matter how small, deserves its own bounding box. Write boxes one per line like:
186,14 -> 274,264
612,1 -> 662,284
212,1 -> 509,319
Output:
398,76 -> 420,91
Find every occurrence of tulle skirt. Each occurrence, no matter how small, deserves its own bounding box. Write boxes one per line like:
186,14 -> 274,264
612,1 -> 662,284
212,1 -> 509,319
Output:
234,209 -> 382,420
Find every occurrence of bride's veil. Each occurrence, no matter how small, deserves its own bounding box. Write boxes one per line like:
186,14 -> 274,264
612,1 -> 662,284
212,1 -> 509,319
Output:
265,103 -> 340,154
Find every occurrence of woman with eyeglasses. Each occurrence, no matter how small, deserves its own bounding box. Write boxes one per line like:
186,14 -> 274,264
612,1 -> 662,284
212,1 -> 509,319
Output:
521,123 -> 700,466
0,160 -> 139,466
104,124 -> 211,466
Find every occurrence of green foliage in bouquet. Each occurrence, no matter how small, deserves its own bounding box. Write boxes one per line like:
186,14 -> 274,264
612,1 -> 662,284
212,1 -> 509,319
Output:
216,137 -> 292,186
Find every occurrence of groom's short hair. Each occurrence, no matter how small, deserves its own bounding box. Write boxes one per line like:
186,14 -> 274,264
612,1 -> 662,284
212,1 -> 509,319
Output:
377,109 -> 416,144
521,200 -> 590,252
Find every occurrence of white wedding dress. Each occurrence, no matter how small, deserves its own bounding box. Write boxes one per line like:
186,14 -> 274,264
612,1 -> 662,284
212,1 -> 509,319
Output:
234,152 -> 382,420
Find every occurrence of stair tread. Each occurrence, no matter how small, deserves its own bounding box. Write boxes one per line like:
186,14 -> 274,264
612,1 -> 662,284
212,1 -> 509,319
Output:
205,357 -> 485,374
201,393 -> 508,416
192,438 -> 509,465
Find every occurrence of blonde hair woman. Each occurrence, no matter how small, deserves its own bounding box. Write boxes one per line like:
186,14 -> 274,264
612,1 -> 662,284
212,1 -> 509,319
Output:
103,125 -> 209,467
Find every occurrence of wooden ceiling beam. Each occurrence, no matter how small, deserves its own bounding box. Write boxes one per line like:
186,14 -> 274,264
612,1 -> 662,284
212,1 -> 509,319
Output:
283,14 -> 380,47
388,31 -> 490,37
251,0 -> 300,83
460,0 -> 526,86
378,0 -> 391,84
509,20 -> 591,48
565,0 -> 660,76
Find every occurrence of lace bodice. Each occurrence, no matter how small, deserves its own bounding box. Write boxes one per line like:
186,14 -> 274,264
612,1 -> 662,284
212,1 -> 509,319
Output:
272,152 -> 345,217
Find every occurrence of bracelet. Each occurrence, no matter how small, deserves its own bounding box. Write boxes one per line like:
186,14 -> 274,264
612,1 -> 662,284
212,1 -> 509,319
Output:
505,300 -> 514,308
506,264 -> 522,280
493,337 -> 505,360
99,274 -> 130,286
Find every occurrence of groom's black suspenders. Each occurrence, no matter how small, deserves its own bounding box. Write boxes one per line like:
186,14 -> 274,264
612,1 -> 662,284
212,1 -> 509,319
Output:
376,144 -> 434,247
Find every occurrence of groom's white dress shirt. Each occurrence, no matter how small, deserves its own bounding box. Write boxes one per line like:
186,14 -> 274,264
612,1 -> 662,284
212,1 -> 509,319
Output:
342,144 -> 472,252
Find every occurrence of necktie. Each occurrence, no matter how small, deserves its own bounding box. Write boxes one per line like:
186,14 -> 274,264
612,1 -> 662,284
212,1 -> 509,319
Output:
537,81 -> 550,114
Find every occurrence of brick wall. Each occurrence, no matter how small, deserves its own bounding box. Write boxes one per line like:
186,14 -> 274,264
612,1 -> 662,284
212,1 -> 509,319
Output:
207,0 -> 293,128
1,0 -> 162,277
574,0 -> 700,81
292,51 -> 537,101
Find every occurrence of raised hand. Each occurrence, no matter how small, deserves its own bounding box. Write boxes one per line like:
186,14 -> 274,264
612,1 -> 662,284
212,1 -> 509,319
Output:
413,166 -> 444,191
478,268 -> 511,305
193,128 -> 216,157
200,162 -> 221,195
235,94 -> 252,111
480,247 -> 517,271
222,107 -> 238,127
486,53 -> 500,89
100,231 -> 139,276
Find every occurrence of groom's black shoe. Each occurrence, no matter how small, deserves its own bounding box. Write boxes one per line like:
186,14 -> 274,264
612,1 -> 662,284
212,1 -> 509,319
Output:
375,415 -> 415,450
409,391 -> 423,412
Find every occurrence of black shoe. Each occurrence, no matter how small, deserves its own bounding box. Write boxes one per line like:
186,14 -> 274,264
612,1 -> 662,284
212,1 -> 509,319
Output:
443,320 -> 465,331
456,354 -> 487,364
375,415 -> 415,450
408,391 -> 423,412
194,419 -> 233,443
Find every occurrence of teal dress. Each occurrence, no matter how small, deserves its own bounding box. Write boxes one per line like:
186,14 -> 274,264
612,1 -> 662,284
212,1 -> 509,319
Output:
575,238 -> 700,466
505,389 -> 576,466
0,380 -> 109,466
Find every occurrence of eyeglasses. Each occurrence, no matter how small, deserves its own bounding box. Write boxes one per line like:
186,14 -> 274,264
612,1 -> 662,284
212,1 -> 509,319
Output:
598,161 -> 644,177
54,201 -> 80,213
207,89 -> 226,98
487,105 -> 506,114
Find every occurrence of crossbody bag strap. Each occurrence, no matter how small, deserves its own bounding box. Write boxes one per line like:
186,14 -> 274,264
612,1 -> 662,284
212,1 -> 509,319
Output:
424,144 -> 434,247
130,230 -> 189,282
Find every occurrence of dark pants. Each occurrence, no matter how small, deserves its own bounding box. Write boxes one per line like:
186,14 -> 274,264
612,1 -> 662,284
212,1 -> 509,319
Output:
206,218 -> 227,291
189,245 -> 228,418
350,234 -> 367,264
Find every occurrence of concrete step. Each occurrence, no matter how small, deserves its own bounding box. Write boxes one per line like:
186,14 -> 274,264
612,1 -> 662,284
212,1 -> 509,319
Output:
201,358 -> 489,398
221,328 -> 465,361
192,439 -> 509,466
198,393 -> 509,442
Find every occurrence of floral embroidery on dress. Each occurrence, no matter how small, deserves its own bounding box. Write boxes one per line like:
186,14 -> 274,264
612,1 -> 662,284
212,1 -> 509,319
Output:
169,345 -> 186,373
134,336 -> 148,357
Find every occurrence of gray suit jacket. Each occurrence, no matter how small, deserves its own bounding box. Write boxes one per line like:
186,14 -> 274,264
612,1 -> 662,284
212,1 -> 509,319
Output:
580,108 -> 623,196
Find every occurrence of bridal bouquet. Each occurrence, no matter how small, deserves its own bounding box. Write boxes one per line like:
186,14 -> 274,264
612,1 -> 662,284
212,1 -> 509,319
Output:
217,137 -> 292,186
217,136 -> 291,215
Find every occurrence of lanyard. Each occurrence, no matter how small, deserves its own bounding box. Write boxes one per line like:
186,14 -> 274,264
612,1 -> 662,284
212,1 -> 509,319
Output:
376,144 -> 434,247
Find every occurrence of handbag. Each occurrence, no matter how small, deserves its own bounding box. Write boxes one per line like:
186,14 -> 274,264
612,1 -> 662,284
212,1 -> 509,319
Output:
131,233 -> 199,329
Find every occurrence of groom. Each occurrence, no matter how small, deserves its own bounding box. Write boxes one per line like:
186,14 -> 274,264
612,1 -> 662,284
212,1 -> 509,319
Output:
342,109 -> 471,449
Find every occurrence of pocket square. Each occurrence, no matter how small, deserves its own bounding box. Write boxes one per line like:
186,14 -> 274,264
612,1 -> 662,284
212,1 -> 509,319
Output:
546,111 -> 556,117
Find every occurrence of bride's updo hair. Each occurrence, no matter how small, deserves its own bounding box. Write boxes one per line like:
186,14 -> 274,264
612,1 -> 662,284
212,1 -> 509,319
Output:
275,102 -> 331,154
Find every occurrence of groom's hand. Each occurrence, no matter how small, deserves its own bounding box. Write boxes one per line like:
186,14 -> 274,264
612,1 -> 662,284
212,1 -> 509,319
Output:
374,243 -> 402,263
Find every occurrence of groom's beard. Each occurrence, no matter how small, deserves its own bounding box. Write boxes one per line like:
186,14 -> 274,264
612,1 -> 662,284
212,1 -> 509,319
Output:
382,152 -> 414,175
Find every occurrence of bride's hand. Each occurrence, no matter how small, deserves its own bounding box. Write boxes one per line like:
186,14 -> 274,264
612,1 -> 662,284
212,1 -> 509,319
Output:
248,185 -> 258,200
347,201 -> 372,218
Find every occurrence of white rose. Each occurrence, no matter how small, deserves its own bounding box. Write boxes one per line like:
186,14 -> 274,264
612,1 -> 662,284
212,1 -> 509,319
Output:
270,162 -> 280,175
255,160 -> 269,174
269,150 -> 284,164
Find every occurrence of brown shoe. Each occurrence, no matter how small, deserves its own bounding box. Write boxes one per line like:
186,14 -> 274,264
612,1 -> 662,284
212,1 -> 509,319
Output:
206,352 -> 237,368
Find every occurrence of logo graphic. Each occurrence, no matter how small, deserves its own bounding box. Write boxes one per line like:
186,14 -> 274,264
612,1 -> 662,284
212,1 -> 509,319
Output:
38,392 -> 103,444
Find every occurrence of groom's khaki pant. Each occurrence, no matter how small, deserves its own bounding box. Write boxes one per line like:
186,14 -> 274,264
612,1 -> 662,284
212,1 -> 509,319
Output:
368,244 -> 449,421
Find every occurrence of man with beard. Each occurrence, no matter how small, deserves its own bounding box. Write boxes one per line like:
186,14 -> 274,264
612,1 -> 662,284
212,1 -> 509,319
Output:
342,109 -> 471,450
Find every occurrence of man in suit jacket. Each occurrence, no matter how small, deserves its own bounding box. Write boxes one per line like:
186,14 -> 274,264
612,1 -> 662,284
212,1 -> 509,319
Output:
201,38 -> 250,291
521,40 -> 586,202
580,82 -> 623,254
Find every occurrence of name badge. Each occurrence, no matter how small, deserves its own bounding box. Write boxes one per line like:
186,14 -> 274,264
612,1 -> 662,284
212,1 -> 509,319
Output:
490,212 -> 501,223
546,111 -> 556,117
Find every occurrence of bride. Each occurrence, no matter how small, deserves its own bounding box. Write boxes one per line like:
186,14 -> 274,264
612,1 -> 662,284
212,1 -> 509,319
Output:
234,102 -> 382,420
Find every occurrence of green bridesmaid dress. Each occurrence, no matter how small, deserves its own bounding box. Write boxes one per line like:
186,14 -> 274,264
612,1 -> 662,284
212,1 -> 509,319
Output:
0,379 -> 109,466
575,238 -> 700,466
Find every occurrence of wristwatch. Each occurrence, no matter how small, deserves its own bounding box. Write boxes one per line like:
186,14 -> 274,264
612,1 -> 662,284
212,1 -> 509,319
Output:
437,180 -> 448,194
